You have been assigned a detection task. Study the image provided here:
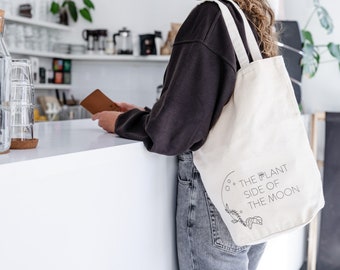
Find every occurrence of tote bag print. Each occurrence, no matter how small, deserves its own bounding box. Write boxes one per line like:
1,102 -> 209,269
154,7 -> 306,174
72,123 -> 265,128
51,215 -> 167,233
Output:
222,163 -> 303,229
193,0 -> 324,246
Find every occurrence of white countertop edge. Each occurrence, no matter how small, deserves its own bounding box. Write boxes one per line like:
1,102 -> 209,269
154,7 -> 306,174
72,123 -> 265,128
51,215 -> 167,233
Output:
0,119 -> 140,165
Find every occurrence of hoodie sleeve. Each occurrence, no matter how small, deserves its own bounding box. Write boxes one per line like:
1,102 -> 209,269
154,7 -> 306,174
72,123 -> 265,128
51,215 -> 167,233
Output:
115,41 -> 236,156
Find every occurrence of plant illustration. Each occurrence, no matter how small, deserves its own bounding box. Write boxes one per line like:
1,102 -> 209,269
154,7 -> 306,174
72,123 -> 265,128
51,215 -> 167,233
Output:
224,204 -> 263,229
301,0 -> 340,78
50,0 -> 95,23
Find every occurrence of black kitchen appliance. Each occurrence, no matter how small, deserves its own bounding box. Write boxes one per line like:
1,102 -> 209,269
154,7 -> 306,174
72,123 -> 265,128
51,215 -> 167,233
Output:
139,34 -> 156,55
82,29 -> 97,52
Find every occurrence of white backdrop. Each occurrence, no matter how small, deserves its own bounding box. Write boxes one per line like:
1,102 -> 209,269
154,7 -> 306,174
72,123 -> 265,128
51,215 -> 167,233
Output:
283,0 -> 340,113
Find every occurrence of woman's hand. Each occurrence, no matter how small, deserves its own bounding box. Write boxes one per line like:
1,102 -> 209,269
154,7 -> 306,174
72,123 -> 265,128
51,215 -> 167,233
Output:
92,103 -> 144,133
116,102 -> 145,112
92,111 -> 123,133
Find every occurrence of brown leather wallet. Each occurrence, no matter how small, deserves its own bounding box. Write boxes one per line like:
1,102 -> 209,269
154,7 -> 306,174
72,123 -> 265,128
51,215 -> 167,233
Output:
80,89 -> 121,114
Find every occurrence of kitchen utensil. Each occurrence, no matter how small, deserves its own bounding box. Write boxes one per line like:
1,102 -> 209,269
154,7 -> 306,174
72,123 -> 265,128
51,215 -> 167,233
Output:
37,96 -> 61,121
139,34 -> 156,55
113,27 -> 133,55
96,29 -> 108,53
105,40 -> 114,55
154,31 -> 163,55
82,29 -> 97,52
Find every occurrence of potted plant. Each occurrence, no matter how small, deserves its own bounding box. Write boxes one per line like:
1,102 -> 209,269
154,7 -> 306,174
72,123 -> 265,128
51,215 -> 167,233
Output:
50,0 -> 95,24
301,0 -> 340,78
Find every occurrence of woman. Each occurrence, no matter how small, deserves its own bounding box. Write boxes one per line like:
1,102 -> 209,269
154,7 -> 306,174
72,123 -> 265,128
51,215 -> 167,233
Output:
93,0 -> 278,269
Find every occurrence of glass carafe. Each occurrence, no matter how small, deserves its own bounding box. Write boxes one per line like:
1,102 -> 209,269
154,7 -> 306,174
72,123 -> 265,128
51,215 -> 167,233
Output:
0,9 -> 12,154
113,27 -> 133,55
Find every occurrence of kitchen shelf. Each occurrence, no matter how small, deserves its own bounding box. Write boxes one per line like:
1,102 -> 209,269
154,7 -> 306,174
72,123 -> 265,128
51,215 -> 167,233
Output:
10,48 -> 171,62
10,48 -> 72,59
6,15 -> 70,31
34,84 -> 71,90
70,54 -> 170,62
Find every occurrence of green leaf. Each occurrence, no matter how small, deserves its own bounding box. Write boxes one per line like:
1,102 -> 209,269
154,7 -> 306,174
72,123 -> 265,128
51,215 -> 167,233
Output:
327,42 -> 340,60
301,30 -> 314,45
316,6 -> 333,34
79,8 -> 92,22
301,43 -> 320,78
83,0 -> 95,10
67,1 -> 78,22
50,1 -> 60,14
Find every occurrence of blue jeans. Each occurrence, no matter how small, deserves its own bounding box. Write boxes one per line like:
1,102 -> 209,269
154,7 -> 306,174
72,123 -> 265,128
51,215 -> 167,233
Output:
176,152 -> 266,270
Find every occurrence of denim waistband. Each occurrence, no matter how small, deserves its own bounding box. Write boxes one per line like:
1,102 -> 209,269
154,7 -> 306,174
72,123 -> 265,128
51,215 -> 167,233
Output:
178,151 -> 193,161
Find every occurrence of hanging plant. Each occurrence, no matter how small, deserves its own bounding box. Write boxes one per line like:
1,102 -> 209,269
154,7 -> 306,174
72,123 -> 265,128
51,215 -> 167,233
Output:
50,0 -> 95,23
301,0 -> 340,77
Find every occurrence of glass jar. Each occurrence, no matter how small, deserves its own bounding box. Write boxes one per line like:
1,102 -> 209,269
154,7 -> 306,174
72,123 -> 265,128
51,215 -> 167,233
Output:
0,9 -> 12,154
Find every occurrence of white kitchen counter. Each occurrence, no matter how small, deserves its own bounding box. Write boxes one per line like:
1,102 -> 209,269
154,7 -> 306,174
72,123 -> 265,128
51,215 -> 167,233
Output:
0,119 -> 306,270
0,119 -> 178,270
0,119 -> 137,165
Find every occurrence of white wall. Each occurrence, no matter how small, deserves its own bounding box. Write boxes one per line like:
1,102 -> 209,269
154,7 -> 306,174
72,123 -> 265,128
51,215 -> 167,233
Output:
61,0 -> 197,107
282,0 -> 340,114
71,60 -> 167,107
63,0 -> 197,43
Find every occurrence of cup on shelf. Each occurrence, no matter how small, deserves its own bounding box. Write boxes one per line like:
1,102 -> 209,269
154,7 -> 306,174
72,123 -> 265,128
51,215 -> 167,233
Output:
38,27 -> 49,51
4,23 -> 16,48
14,24 -> 25,50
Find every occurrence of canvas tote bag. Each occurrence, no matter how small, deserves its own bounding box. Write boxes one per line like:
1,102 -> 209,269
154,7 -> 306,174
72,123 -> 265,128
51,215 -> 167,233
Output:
193,0 -> 325,246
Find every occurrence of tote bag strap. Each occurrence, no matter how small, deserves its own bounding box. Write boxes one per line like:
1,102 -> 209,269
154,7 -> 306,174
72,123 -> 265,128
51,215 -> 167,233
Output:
225,0 -> 263,61
208,0 -> 263,67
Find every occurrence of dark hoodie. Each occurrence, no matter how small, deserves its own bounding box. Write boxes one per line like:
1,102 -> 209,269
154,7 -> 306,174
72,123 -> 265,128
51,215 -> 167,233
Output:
115,0 -> 260,155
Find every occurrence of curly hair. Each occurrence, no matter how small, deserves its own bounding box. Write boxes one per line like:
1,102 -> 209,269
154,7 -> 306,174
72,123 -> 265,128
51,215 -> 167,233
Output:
233,0 -> 278,57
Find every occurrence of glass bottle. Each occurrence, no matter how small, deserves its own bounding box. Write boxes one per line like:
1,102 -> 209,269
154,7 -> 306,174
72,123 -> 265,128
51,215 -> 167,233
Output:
0,9 -> 12,154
